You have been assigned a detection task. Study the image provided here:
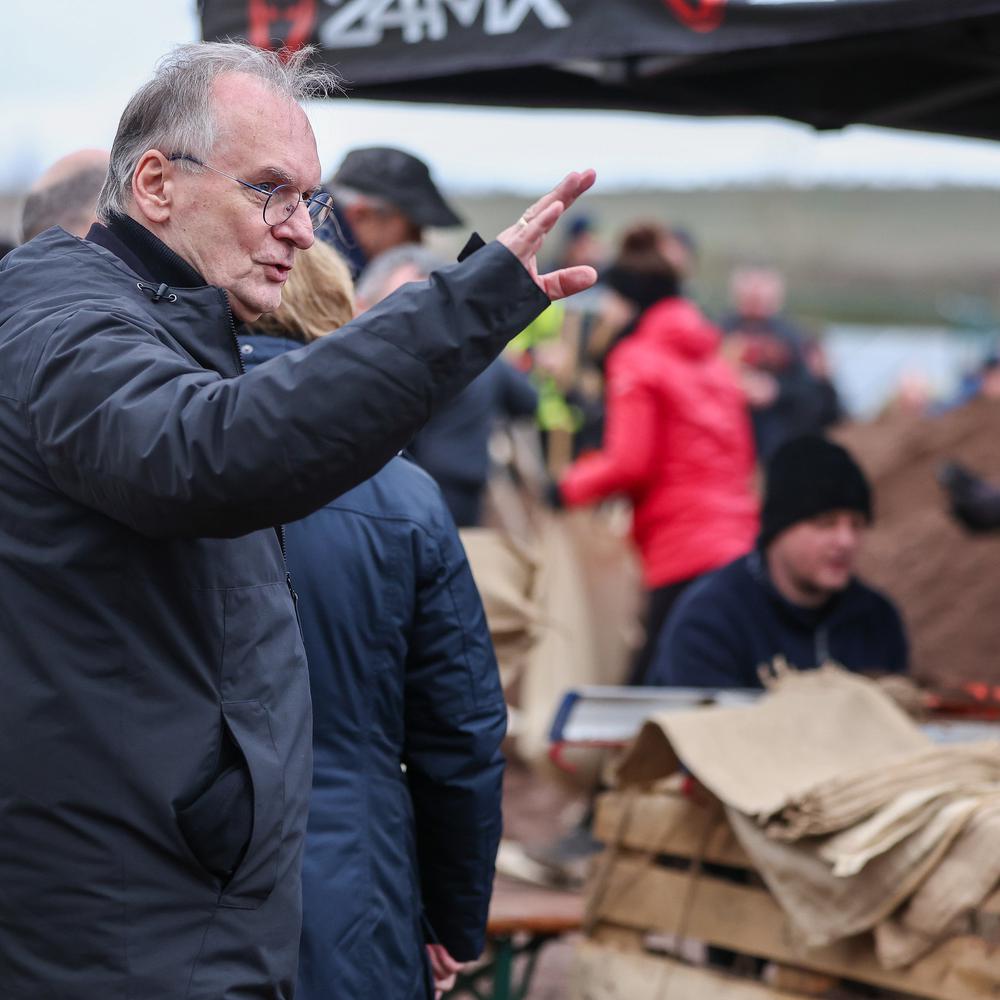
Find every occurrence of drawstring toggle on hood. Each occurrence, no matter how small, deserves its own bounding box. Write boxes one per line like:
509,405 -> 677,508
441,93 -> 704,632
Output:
137,281 -> 177,304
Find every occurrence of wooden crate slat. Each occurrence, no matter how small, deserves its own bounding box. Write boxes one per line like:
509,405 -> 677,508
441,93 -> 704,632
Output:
594,791 -> 750,867
571,938 -> 812,1000
591,854 -> 1000,1000
589,922 -> 647,953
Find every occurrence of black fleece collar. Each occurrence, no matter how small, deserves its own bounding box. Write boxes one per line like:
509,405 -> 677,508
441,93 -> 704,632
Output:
86,213 -> 205,289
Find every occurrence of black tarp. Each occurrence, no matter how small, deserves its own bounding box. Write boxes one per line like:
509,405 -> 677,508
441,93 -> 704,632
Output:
200,0 -> 1000,140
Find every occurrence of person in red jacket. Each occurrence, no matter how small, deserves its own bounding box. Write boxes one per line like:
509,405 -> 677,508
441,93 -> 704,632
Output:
555,223 -> 759,682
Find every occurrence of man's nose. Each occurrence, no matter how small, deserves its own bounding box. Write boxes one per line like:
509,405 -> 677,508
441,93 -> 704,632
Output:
833,518 -> 861,550
272,200 -> 315,249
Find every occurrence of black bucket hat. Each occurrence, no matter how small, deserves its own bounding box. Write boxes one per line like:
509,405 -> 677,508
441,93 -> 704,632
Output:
330,146 -> 463,228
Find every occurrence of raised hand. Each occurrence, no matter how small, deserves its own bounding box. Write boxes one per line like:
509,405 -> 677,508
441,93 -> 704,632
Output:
497,169 -> 598,301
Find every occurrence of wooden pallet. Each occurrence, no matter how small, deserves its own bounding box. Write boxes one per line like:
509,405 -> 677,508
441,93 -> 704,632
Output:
573,937 -> 815,1000
575,790 -> 1000,1000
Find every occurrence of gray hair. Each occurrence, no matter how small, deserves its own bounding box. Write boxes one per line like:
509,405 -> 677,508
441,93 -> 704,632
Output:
97,41 -> 339,223
355,243 -> 448,307
22,165 -> 109,242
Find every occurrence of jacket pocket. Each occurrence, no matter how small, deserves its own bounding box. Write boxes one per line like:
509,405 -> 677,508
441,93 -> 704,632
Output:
178,700 -> 285,910
176,752 -> 253,884
218,700 -> 285,909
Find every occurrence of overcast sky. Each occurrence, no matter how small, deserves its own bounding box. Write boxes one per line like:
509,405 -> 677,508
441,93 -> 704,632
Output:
7,0 -> 1000,193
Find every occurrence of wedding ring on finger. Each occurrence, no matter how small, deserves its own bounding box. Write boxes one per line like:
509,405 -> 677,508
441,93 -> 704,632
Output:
516,214 -> 530,229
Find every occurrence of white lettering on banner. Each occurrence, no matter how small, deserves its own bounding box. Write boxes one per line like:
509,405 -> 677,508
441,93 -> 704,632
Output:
319,0 -> 571,49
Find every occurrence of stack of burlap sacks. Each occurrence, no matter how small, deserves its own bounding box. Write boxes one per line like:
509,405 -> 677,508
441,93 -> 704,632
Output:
461,505 -> 641,767
617,667 -> 1000,968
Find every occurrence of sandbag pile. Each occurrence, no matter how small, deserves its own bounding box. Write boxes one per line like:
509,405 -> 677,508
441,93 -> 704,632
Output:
617,667 -> 1000,968
834,396 -> 1000,687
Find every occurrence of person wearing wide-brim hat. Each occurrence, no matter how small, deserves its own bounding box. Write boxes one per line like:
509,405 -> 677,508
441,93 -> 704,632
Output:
320,146 -> 463,277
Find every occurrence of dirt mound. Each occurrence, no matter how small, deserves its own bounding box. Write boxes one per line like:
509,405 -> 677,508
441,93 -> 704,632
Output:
835,397 -> 1000,688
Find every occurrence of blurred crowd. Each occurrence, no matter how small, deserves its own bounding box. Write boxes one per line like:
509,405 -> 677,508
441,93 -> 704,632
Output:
5,137 -> 867,620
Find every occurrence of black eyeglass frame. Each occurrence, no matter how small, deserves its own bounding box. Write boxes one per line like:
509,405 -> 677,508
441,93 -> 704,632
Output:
168,153 -> 333,231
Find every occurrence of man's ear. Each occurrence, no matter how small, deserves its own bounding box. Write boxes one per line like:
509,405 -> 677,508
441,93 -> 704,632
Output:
131,150 -> 173,224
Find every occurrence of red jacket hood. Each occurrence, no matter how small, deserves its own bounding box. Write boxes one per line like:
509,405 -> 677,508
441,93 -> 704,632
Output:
633,297 -> 720,359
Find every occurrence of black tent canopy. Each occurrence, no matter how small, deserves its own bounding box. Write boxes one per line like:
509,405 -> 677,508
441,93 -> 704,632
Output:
201,0 -> 1000,140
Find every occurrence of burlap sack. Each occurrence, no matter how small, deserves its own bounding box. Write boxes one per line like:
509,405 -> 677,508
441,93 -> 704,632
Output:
727,798 -> 981,949
617,667 -> 928,817
874,796 -> 1000,968
615,667 -> 1000,963
459,527 -> 541,701
819,782 -> 1000,876
769,743 -> 1000,841
463,507 -> 641,766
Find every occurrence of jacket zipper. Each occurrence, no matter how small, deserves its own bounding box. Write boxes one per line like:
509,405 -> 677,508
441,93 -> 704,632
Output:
815,627 -> 830,665
221,293 -> 300,617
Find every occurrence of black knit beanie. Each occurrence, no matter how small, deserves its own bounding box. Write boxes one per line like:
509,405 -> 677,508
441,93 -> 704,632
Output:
759,435 -> 873,549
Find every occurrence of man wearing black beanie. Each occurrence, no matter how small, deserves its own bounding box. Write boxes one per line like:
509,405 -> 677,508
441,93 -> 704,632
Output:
646,435 -> 908,688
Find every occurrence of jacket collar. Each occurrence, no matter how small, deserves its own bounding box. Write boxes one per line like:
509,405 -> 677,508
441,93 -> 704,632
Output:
86,213 -> 205,288
82,217 -> 244,378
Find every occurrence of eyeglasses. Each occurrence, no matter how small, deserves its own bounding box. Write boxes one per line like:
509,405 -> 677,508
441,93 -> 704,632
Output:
168,153 -> 333,231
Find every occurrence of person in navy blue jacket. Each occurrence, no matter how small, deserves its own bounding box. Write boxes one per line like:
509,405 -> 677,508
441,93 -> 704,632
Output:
245,241 -> 506,1000
357,243 -> 540,526
647,435 -> 908,688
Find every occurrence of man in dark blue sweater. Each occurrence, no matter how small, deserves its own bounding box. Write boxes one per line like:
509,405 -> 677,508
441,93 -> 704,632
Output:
647,435 -> 908,688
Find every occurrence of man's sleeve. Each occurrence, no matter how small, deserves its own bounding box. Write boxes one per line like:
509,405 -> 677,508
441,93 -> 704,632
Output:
403,501 -> 506,961
646,588 -> 752,688
27,243 -> 548,539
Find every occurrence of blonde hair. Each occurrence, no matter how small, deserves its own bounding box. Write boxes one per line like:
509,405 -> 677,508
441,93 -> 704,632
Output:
254,240 -> 355,342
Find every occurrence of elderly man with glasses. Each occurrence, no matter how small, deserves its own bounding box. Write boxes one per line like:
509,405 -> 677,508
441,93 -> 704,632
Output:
0,42 -> 595,1000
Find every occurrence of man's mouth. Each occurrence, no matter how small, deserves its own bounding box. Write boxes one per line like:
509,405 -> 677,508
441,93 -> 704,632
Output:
260,261 -> 293,282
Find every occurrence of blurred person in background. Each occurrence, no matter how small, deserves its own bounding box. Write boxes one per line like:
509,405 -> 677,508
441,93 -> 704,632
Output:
722,265 -> 841,461
649,436 -> 908,687
934,349 -> 1000,414
20,148 -> 109,242
552,214 -> 605,270
321,145 -> 463,278
358,243 -> 540,527
553,223 -> 759,683
242,240 -> 507,1000
661,224 -> 699,289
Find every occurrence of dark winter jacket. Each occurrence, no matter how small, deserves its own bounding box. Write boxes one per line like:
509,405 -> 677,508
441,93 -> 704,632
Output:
240,334 -> 505,1000
409,358 -> 538,526
647,550 -> 909,687
0,222 -> 545,1000
559,297 -> 758,588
